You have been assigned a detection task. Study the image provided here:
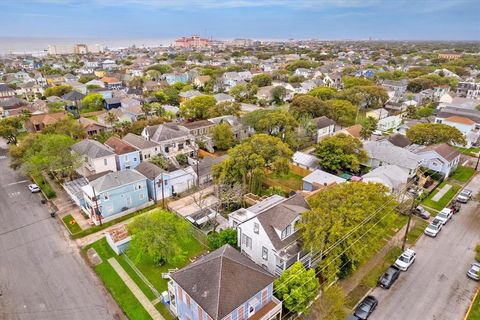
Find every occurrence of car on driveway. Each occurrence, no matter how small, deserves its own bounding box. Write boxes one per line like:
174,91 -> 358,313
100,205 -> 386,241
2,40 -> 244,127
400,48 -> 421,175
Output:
378,265 -> 400,288
436,208 -> 453,225
413,205 -> 430,219
424,218 -> 443,237
394,249 -> 416,271
354,295 -> 378,319
467,263 -> 480,281
28,184 -> 40,193
457,189 -> 473,203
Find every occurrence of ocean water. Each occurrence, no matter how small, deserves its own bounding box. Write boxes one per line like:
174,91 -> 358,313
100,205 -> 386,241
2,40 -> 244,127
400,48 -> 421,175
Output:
0,37 -> 176,55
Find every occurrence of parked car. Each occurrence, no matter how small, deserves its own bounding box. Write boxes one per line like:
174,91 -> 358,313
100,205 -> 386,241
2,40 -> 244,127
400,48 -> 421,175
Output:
372,130 -> 383,136
449,201 -> 461,214
467,263 -> 480,281
28,184 -> 40,193
413,206 -> 430,219
394,249 -> 416,271
378,265 -> 400,288
435,208 -> 453,225
424,218 -> 443,237
457,189 -> 473,203
354,295 -> 378,319
346,315 -> 361,320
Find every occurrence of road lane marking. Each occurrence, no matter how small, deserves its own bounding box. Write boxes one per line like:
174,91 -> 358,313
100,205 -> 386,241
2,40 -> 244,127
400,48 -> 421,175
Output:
5,180 -> 29,186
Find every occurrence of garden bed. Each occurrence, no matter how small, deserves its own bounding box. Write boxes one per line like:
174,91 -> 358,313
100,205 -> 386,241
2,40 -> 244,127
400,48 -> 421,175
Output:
32,173 -> 57,199
62,214 -> 82,234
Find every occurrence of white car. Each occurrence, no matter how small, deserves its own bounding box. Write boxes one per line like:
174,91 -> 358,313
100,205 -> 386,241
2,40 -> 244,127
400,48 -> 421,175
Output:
28,184 -> 40,193
424,218 -> 443,237
457,189 -> 473,203
394,249 -> 416,271
435,208 -> 453,225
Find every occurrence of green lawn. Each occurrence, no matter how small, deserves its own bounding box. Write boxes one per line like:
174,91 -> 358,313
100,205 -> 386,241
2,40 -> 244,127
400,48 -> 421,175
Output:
455,146 -> 480,157
450,166 -> 476,183
84,239 -> 153,320
264,171 -> 304,192
32,173 -> 57,199
406,218 -> 429,245
422,181 -> 461,211
468,290 -> 480,320
62,214 -> 82,234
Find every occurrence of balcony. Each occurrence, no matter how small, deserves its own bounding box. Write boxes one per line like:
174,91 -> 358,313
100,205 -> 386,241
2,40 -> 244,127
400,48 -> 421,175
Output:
248,296 -> 282,320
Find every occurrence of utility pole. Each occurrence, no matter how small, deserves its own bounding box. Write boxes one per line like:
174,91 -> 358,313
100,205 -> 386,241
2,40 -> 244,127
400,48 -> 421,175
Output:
92,186 -> 102,226
402,188 -> 417,251
475,151 -> 480,171
161,172 -> 165,209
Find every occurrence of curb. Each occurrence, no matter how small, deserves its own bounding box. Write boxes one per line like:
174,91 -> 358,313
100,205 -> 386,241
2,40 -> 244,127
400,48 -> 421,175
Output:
464,287 -> 479,320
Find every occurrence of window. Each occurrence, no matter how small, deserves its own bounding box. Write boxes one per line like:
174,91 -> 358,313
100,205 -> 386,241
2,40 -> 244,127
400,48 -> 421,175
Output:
242,234 -> 252,249
281,224 -> 292,239
139,193 -> 144,200
103,193 -> 109,201
135,183 -> 143,190
254,222 -> 259,234
104,158 -> 108,166
262,246 -> 268,260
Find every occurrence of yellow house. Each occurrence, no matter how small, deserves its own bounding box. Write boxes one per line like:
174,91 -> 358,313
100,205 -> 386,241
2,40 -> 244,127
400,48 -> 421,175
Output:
94,70 -> 106,78
45,74 -> 65,86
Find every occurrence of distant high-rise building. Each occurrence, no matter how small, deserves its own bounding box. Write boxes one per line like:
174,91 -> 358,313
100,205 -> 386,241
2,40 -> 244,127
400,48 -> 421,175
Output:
174,35 -> 211,48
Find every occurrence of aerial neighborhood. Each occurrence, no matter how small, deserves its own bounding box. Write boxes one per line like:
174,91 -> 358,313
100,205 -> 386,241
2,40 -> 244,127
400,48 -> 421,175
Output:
1,35 -> 480,320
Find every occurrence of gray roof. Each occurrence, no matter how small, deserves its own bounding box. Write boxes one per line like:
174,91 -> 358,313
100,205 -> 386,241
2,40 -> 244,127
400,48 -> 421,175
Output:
89,169 -> 146,193
62,90 -> 85,101
437,107 -> 480,124
0,83 -> 14,92
71,139 -> 114,159
303,169 -> 347,186
362,165 -> 408,190
171,245 -> 274,320
123,133 -> 159,150
293,151 -> 319,169
146,123 -> 189,142
313,116 -> 336,129
135,161 -> 165,180
387,133 -> 412,148
197,155 -> 227,177
363,140 -> 420,170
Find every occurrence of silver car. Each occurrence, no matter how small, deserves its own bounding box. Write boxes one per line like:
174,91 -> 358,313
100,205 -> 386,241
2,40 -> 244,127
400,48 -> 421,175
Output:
457,189 -> 473,203
424,219 -> 443,237
467,263 -> 480,281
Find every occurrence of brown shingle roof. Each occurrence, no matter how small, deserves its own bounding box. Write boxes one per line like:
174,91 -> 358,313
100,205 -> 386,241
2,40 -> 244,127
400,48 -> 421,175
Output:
444,116 -> 475,125
104,137 -> 137,155
387,133 -> 412,148
419,143 -> 460,162
171,245 -> 275,320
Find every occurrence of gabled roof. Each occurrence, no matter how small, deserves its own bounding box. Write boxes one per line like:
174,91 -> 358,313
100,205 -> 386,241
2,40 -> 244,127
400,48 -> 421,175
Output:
87,169 -> 146,193
122,133 -> 159,150
444,116 -> 475,125
104,137 -> 138,155
135,161 -> 165,180
387,133 -> 412,148
146,123 -> 189,142
62,90 -> 85,101
171,245 -> 275,320
364,140 -> 420,170
312,116 -> 335,129
71,139 -> 114,159
416,143 -> 460,162
0,83 -> 14,92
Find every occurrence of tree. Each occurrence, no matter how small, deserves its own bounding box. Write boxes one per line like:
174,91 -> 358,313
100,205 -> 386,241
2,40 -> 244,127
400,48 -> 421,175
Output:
309,86 -> 338,100
180,95 -> 216,120
243,109 -> 298,143
301,182 -> 397,283
213,122 -> 234,150
311,284 -> 347,320
153,90 -> 168,103
0,116 -> 25,144
314,133 -> 367,173
251,73 -> 273,87
274,262 -> 320,314
81,93 -> 104,112
44,85 -> 72,97
290,95 -> 327,118
342,76 -> 374,89
213,134 -> 293,193
271,86 -> 287,104
360,116 -> 378,140
407,78 -> 435,93
78,75 -> 95,84
207,101 -> 241,118
207,228 -> 238,250
150,154 -> 169,170
42,117 -> 87,139
324,99 -> 357,126
406,123 -> 466,145
141,103 -> 152,115
150,102 -> 166,117
128,210 -> 191,266
104,111 -> 118,126
146,64 -> 172,74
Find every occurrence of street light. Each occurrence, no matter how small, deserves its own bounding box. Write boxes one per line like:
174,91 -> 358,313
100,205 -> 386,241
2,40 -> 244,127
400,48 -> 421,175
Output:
402,186 -> 419,251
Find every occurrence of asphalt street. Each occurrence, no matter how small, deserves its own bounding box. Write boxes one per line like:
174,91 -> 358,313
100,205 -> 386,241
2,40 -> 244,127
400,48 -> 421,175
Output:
0,143 -> 121,320
369,174 -> 480,320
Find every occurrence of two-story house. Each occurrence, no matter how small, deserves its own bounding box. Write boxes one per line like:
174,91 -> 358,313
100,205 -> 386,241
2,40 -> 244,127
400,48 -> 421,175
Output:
71,139 -> 117,177
168,245 -> 282,320
229,194 -> 311,276
141,123 -> 197,160
122,133 -> 161,161
104,137 -> 141,171
312,116 -> 336,142
81,169 -> 151,225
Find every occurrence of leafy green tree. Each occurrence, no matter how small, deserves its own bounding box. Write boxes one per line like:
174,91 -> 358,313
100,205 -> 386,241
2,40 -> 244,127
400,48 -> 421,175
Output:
146,64 -> 172,74
42,117 -> 87,139
78,75 -> 95,84
324,99 -> 357,126
290,95 -> 327,118
286,59 -> 319,72
81,93 -> 104,112
86,84 -> 102,91
288,75 -> 304,83
251,73 -> 273,87
309,86 -> 338,100
207,101 -> 241,118
213,134 -> 292,193
0,116 -> 25,144
360,116 -> 378,139
213,122 -> 235,150
342,76 -> 374,89
406,123 -> 466,145
312,284 -> 347,320
243,109 -> 298,143
150,155 -> 169,170
150,102 -> 165,117
407,78 -> 435,93
176,153 -> 188,165
180,95 -> 216,120
104,111 -> 118,126
314,133 -> 367,173
274,262 -> 320,314
207,228 -> 238,250
128,210 -> 191,266
302,182 -> 397,283
153,90 -> 168,103
271,86 -> 287,104
44,85 -> 72,97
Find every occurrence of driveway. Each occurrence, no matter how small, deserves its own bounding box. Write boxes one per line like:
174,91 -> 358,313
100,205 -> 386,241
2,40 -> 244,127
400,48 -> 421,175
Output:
369,174 -> 480,320
0,145 -> 122,320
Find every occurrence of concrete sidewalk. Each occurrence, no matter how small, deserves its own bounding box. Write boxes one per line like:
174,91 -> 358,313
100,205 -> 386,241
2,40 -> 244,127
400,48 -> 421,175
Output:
108,258 -> 164,320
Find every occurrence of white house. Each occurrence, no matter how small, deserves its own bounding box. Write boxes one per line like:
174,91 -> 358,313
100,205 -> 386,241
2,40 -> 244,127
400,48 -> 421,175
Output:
313,116 -> 336,142
414,143 -> 461,177
229,194 -> 311,276
377,115 -> 402,132
71,139 -> 117,177
362,165 -> 409,194
292,152 -> 319,171
302,169 -> 346,191
435,115 -> 477,148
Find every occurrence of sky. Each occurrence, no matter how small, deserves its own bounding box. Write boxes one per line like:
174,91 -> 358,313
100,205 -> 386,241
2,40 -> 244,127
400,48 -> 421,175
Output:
1,0 -> 479,41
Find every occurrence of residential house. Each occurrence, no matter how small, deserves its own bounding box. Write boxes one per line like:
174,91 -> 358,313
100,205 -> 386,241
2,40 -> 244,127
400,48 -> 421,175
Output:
135,161 -> 197,201
386,133 -> 412,148
414,143 -> 461,177
363,140 -> 421,178
0,83 -> 16,99
181,120 -> 215,138
71,139 -> 117,177
101,77 -> 122,90
79,117 -> 107,136
292,152 -> 319,171
120,97 -> 141,110
377,115 -> 402,132
197,156 -> 227,185
165,73 -> 189,85
433,85 -> 450,100
313,116 -> 336,142
168,245 -> 282,320
381,79 -> 408,97
179,90 -> 203,102
294,68 -> 313,78
435,115 -> 478,148
122,133 -> 160,161
81,170 -> 151,225
25,112 -> 67,132
45,74 -> 64,86
229,194 -> 311,275
124,105 -> 145,122
193,75 -> 211,88
104,97 -> 122,110
302,169 -> 346,191
141,123 -> 197,160
322,72 -> 343,89
214,93 -> 235,103
338,124 -> 362,139
362,165 -> 409,194
104,137 -> 141,171
457,81 -> 480,99
366,108 -> 389,120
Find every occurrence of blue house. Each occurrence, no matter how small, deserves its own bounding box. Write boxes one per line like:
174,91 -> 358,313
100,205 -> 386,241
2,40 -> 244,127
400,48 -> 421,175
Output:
104,97 -> 122,110
165,72 -> 189,85
80,170 -> 151,225
168,245 -> 282,320
104,137 -> 141,171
